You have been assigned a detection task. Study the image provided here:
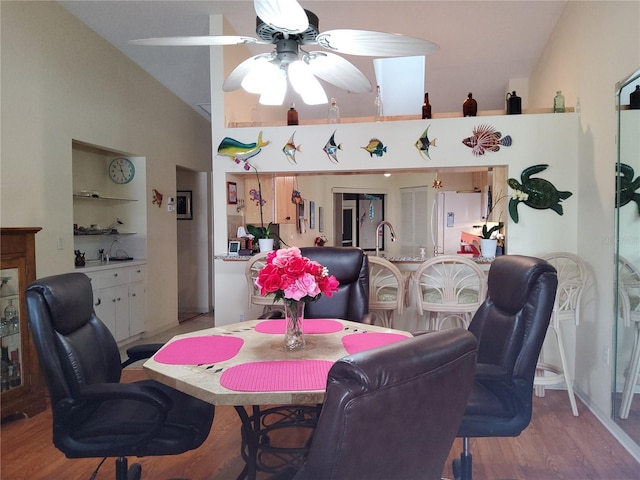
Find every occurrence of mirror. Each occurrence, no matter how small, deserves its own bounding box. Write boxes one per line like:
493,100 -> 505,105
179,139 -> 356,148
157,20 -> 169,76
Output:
613,68 -> 640,445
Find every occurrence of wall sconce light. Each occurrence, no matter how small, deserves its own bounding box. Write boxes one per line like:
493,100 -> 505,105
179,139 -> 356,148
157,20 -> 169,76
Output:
236,199 -> 245,213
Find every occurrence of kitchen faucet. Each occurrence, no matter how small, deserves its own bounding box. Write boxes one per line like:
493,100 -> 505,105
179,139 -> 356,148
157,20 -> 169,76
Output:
375,221 -> 397,257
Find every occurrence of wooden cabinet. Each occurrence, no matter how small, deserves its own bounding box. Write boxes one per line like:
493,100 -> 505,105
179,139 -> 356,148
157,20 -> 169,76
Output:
84,263 -> 147,343
1,227 -> 46,420
244,175 -> 297,225
244,175 -> 275,225
275,176 -> 297,225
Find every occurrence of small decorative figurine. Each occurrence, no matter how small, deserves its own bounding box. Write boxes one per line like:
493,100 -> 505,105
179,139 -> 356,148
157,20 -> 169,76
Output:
74,250 -> 86,267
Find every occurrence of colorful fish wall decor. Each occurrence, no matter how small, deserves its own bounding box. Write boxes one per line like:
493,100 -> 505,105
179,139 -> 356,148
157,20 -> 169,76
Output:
217,131 -> 270,169
507,164 -> 572,223
323,130 -> 342,163
462,124 -> 512,156
616,163 -> 640,215
361,138 -> 387,157
282,132 -> 301,165
415,125 -> 437,160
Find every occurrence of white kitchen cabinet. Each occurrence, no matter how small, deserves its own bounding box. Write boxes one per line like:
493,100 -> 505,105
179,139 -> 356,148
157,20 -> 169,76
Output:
83,262 -> 147,343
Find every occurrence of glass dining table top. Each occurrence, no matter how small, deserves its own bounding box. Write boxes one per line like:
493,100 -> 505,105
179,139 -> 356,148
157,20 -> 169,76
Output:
143,318 -> 412,406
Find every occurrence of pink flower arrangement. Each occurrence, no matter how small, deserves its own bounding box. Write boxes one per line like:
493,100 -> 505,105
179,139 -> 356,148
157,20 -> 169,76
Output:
255,247 -> 339,303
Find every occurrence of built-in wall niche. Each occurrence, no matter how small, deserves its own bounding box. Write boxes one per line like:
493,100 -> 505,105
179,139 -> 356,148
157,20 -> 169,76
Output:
72,141 -> 147,262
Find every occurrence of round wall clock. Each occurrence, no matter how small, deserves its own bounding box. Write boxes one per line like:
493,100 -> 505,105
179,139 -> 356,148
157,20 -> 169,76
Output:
108,157 -> 135,184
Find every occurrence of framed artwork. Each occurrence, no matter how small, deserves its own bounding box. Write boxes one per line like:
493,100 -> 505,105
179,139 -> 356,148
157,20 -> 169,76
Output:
318,206 -> 324,232
309,201 -> 316,229
227,182 -> 238,204
176,190 -> 193,220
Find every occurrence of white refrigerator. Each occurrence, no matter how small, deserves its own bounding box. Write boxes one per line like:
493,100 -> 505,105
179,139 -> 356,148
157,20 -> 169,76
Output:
430,191 -> 483,255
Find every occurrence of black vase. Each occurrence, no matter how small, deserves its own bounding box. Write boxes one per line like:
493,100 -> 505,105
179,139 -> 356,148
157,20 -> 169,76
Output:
630,85 -> 640,110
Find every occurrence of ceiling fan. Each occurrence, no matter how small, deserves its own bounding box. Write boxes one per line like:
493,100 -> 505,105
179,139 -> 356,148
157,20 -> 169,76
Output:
130,0 -> 439,105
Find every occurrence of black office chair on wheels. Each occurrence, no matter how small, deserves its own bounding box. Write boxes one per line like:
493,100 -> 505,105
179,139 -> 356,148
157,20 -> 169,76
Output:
262,247 -> 371,323
453,255 -> 557,480
285,328 -> 478,480
26,273 -> 215,480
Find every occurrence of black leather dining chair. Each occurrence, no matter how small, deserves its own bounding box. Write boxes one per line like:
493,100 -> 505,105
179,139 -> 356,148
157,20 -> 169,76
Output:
299,246 -> 370,323
453,255 -> 557,480
26,272 -> 215,480
290,328 -> 478,480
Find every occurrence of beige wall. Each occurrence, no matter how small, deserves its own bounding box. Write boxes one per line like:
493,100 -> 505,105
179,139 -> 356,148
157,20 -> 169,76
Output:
1,1 -> 212,334
529,0 -> 640,455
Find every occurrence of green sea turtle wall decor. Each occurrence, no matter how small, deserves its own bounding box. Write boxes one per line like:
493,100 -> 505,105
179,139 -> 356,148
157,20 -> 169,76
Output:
616,163 -> 640,215
507,164 -> 573,223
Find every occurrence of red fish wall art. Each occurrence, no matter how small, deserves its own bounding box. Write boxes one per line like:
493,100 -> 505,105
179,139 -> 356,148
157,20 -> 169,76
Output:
462,124 -> 512,156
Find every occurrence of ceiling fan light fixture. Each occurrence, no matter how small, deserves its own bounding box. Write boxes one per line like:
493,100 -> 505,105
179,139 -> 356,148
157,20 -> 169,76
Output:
288,60 -> 328,105
241,60 -> 280,94
259,70 -> 287,105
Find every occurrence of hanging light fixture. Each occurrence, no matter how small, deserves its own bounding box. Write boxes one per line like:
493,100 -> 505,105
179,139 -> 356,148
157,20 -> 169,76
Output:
432,173 -> 443,189
240,38 -> 328,106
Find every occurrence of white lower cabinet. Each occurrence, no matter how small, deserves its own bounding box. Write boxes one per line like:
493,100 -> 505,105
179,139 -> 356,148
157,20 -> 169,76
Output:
83,263 -> 147,343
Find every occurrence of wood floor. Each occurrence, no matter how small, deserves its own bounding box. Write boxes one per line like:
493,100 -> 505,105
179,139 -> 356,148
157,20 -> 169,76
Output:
1,369 -> 639,480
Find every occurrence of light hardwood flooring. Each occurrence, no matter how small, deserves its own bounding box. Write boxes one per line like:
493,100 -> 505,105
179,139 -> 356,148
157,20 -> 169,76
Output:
2,315 -> 640,479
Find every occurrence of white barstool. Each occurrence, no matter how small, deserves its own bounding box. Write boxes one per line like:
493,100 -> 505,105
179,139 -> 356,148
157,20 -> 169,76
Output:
368,256 -> 405,328
618,256 -> 640,419
535,252 -> 588,417
412,256 -> 486,331
244,252 -> 284,316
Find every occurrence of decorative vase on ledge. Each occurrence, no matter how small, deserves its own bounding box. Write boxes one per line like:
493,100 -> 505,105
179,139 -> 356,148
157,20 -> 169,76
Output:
284,301 -> 305,350
258,238 -> 274,252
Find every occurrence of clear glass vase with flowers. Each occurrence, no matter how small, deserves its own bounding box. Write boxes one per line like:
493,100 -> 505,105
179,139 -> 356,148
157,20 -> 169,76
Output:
255,247 -> 340,349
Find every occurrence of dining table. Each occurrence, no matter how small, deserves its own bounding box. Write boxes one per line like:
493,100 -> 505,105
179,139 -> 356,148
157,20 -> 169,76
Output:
143,317 -> 412,479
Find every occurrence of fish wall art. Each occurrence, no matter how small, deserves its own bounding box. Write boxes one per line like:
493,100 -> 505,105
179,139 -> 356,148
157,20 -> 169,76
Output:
323,130 -> 342,163
361,138 -> 387,157
616,163 -> 640,215
415,125 -> 437,160
282,132 -> 302,165
462,124 -> 512,156
507,164 -> 572,223
217,131 -> 270,170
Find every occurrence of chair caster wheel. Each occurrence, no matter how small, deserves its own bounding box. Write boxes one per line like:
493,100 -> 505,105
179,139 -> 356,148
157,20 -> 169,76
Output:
128,463 -> 142,480
452,458 -> 461,480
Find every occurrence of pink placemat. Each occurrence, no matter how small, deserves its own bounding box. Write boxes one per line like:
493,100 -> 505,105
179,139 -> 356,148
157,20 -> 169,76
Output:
154,336 -> 244,365
220,360 -> 334,392
255,319 -> 343,334
342,332 -> 409,355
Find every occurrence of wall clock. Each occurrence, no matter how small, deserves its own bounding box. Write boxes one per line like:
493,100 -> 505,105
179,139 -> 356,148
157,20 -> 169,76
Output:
108,157 -> 135,184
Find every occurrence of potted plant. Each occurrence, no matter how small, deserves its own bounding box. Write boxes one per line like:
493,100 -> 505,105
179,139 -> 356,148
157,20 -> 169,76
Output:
479,191 -> 507,258
243,161 -> 288,252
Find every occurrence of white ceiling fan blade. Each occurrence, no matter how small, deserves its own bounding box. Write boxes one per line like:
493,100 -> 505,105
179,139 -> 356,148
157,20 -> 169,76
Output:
223,54 -> 274,92
307,52 -> 372,94
129,35 -> 259,46
288,60 -> 328,105
316,29 -> 439,57
254,0 -> 309,35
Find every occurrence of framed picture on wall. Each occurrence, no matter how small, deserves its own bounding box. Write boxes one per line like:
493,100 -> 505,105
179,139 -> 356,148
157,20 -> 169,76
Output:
227,182 -> 238,204
176,190 -> 193,220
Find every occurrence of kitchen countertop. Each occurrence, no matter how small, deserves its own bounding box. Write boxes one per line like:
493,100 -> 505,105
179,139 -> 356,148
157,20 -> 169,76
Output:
74,259 -> 147,272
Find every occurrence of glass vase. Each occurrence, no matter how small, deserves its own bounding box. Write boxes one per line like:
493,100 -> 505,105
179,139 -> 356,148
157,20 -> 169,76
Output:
284,301 -> 305,350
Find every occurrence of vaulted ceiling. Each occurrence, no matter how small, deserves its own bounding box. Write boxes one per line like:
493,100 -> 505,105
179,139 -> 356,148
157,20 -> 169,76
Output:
60,1 -> 567,121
